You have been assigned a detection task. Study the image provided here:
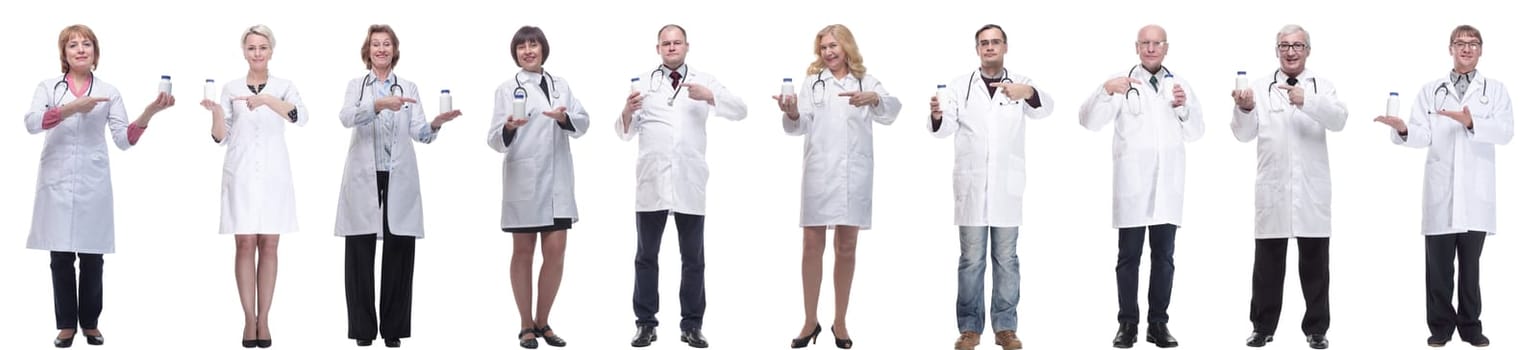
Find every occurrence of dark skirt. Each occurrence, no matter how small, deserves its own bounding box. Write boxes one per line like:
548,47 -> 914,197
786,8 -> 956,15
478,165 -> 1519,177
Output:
502,218 -> 574,234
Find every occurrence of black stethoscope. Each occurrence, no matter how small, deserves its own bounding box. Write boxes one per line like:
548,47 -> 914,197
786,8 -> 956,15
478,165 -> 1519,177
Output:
1265,69 -> 1317,112
648,64 -> 688,106
810,69 -> 863,106
1432,74 -> 1489,112
512,70 -> 558,106
1124,65 -> 1175,102
359,73 -> 406,104
48,73 -> 96,109
964,67 -> 1014,104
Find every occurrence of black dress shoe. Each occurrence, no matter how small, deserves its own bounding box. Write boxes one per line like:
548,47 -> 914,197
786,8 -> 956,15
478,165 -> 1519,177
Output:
631,325 -> 657,347
1112,323 -> 1136,348
82,330 -> 103,346
356,339 -> 374,346
384,338 -> 401,348
681,329 -> 709,348
519,328 -> 540,349
1306,334 -> 1328,349
1463,334 -> 1490,347
54,333 -> 76,348
1146,323 -> 1178,348
1427,335 -> 1450,347
1245,332 -> 1272,347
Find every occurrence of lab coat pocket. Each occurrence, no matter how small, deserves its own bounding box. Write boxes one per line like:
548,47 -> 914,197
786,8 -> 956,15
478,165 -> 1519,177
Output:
1425,158 -> 1452,204
1006,157 -> 1027,198
507,158 -> 540,201
1253,182 -> 1283,212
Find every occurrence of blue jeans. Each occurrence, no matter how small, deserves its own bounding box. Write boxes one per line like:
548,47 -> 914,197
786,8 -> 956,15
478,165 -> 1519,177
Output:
957,226 -> 1019,333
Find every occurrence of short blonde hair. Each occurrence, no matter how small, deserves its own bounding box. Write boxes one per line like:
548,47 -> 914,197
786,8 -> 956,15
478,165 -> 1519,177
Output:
804,24 -> 867,79
243,24 -> 275,48
56,24 -> 99,74
360,24 -> 401,70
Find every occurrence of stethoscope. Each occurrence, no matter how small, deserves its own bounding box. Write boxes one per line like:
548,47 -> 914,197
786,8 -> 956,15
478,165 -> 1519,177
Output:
1123,66 -> 1174,115
1432,75 -> 1489,112
1266,69 -> 1317,112
647,64 -> 688,106
810,69 -> 863,107
512,70 -> 558,106
963,67 -> 1014,105
359,73 -> 405,170
48,73 -> 96,109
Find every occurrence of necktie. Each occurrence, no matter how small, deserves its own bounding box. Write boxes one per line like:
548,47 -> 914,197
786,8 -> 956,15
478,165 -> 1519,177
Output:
1455,74 -> 1470,97
1285,76 -> 1299,86
1149,75 -> 1159,93
670,71 -> 682,90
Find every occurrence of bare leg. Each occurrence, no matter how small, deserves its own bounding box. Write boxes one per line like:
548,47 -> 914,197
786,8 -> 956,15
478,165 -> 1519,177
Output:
255,234 -> 280,340
831,226 -> 860,339
535,230 -> 568,337
234,235 -> 259,340
511,233 -> 538,341
801,226 -> 828,337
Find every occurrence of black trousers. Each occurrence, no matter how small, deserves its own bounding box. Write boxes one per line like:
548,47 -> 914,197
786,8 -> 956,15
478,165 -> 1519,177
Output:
345,172 -> 416,340
633,210 -> 706,330
1426,231 -> 1485,340
51,251 -> 104,330
1116,224 -> 1176,324
1249,237 -> 1330,335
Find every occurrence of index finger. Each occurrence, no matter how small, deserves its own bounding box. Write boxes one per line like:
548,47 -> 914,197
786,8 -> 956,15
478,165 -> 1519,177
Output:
402,97 -> 419,103
837,92 -> 856,96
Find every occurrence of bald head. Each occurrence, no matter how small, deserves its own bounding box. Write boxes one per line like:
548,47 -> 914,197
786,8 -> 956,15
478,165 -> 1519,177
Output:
1136,25 -> 1169,71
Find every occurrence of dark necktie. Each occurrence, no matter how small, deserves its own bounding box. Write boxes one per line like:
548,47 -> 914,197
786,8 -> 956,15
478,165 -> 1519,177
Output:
1149,75 -> 1159,93
1285,76 -> 1299,86
538,76 -> 550,97
670,71 -> 682,90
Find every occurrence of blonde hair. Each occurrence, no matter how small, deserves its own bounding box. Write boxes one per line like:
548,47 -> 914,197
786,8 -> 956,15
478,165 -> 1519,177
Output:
804,24 -> 866,79
243,24 -> 275,48
56,24 -> 99,74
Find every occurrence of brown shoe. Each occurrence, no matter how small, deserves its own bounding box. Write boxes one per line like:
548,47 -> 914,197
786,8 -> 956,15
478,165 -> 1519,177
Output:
995,330 -> 1023,350
954,331 -> 981,350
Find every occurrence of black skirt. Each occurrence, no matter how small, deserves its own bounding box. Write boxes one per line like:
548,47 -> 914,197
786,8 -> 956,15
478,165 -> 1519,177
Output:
503,218 -> 574,234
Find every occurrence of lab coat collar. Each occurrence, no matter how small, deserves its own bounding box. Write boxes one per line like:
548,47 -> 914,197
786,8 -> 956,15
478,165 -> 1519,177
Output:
516,69 -> 545,85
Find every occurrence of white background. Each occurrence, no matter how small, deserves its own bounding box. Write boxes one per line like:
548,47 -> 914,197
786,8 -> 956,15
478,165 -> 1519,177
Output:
1,0 -> 1532,349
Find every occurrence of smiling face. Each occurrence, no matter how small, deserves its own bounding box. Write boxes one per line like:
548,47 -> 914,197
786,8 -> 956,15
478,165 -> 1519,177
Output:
368,32 -> 396,71
819,34 -> 846,73
244,33 -> 272,71
1275,31 -> 1309,76
515,40 -> 543,71
1449,33 -> 1482,72
64,34 -> 96,73
1136,26 -> 1167,71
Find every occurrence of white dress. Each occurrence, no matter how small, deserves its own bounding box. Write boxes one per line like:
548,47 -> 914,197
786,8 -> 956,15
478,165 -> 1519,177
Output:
216,76 -> 308,234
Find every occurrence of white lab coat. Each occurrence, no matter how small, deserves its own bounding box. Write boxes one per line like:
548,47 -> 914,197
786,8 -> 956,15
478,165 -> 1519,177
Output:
614,66 -> 748,216
1230,69 -> 1347,239
216,76 -> 309,234
334,73 -> 440,238
1389,72 -> 1513,235
782,69 -> 901,229
1079,67 -> 1205,229
23,76 -> 132,254
486,70 -> 590,229
929,69 -> 1054,227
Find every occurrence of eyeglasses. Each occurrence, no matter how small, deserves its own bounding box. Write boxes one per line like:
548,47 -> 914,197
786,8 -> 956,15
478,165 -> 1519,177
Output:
1136,40 -> 1167,49
977,38 -> 1005,47
1452,41 -> 1482,50
1276,42 -> 1308,52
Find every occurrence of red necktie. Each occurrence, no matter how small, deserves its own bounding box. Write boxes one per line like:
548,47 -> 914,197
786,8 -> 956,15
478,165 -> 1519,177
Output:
670,71 -> 682,90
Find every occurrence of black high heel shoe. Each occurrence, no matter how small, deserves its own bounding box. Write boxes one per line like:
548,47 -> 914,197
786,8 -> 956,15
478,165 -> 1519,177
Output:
256,339 -> 272,348
537,325 -> 567,347
241,339 -> 258,348
54,331 -> 76,348
519,328 -> 539,349
832,327 -> 853,349
791,324 -> 821,348
82,330 -> 104,346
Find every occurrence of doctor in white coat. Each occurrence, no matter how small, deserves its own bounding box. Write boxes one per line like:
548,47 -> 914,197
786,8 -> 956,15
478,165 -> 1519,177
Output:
24,24 -> 175,347
200,24 -> 308,349
928,24 -> 1051,350
1229,24 -> 1347,350
616,24 -> 746,349
1078,24 -> 1201,349
486,25 -> 588,349
1371,25 -> 1509,348
774,24 -> 900,350
334,24 -> 462,348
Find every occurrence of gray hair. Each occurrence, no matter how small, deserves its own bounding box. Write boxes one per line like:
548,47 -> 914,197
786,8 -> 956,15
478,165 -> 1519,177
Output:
243,24 -> 275,48
1276,24 -> 1309,46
